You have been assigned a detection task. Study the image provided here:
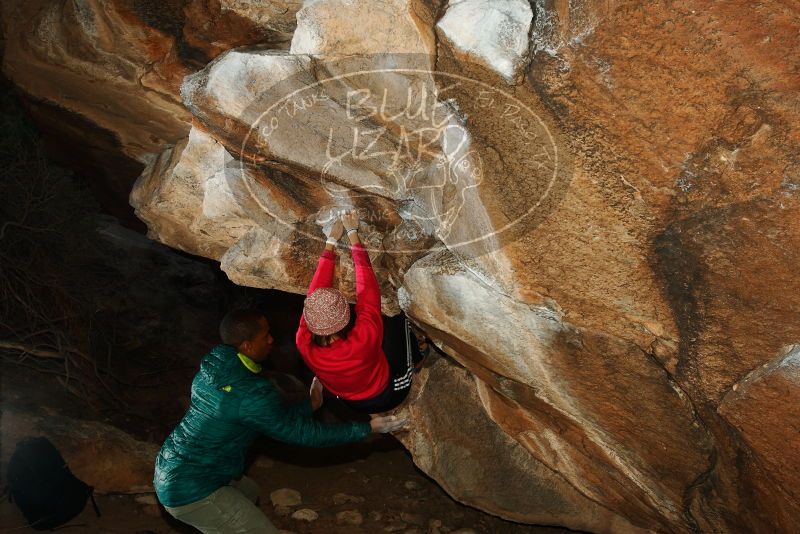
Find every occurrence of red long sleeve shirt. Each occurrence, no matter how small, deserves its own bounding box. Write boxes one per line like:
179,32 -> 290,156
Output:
296,244 -> 389,400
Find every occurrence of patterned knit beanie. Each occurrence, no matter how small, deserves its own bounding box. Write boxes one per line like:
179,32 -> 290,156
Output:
303,287 -> 350,336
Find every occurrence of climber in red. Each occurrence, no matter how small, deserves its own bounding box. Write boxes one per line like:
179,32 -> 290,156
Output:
296,209 -> 429,413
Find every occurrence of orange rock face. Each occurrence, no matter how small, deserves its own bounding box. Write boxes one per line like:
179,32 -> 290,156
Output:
0,0 -> 303,217
4,0 -> 800,532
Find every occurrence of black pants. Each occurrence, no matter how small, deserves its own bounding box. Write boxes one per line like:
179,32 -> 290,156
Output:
341,314 -> 423,413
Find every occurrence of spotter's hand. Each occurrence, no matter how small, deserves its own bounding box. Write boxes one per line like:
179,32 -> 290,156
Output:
310,376 -> 323,411
370,415 -> 409,434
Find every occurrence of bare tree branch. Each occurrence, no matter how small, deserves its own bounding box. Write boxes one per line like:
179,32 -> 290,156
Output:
0,340 -> 65,359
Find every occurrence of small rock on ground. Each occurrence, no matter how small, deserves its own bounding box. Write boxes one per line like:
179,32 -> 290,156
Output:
291,508 -> 318,522
401,511 -> 426,526
134,495 -> 158,506
336,510 -> 364,525
270,488 -> 301,507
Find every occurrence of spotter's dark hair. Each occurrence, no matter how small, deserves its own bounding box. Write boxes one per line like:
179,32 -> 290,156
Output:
219,309 -> 266,347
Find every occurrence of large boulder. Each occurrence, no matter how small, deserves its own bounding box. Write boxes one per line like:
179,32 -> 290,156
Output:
1,0 -> 191,161
0,0 -> 304,218
399,252 -> 712,530
396,355 -> 649,533
134,1 -> 800,532
1,409 -> 158,494
717,345 -> 800,527
436,0 -> 533,85
6,0 -> 800,532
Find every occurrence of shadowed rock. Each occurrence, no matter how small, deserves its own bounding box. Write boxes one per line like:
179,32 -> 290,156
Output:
5,0 -> 800,531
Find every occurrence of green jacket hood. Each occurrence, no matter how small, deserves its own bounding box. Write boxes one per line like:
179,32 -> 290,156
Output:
199,344 -> 253,388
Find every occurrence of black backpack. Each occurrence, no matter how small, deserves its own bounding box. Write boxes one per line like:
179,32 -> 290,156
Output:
6,437 -> 100,530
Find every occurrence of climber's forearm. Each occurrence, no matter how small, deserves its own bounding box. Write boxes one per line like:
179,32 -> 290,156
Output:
348,232 -> 380,312
306,246 -> 336,295
346,229 -> 361,246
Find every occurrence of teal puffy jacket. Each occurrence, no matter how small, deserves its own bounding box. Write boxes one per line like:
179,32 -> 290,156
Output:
154,344 -> 371,507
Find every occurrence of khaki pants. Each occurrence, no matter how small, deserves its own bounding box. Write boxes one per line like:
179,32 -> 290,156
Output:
164,476 -> 278,534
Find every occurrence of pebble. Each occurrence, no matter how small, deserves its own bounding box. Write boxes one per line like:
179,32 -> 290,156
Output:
134,495 -> 158,506
369,511 -> 383,521
336,510 -> 364,525
333,492 -> 366,505
404,480 -> 420,490
345,467 -> 358,473
384,521 -> 408,532
270,488 -> 302,507
291,508 -> 319,522
400,512 -> 426,526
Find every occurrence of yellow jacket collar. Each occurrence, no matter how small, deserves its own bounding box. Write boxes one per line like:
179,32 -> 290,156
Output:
237,352 -> 262,374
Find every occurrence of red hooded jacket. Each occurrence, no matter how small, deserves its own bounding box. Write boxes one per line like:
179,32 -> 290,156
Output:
295,244 -> 389,400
